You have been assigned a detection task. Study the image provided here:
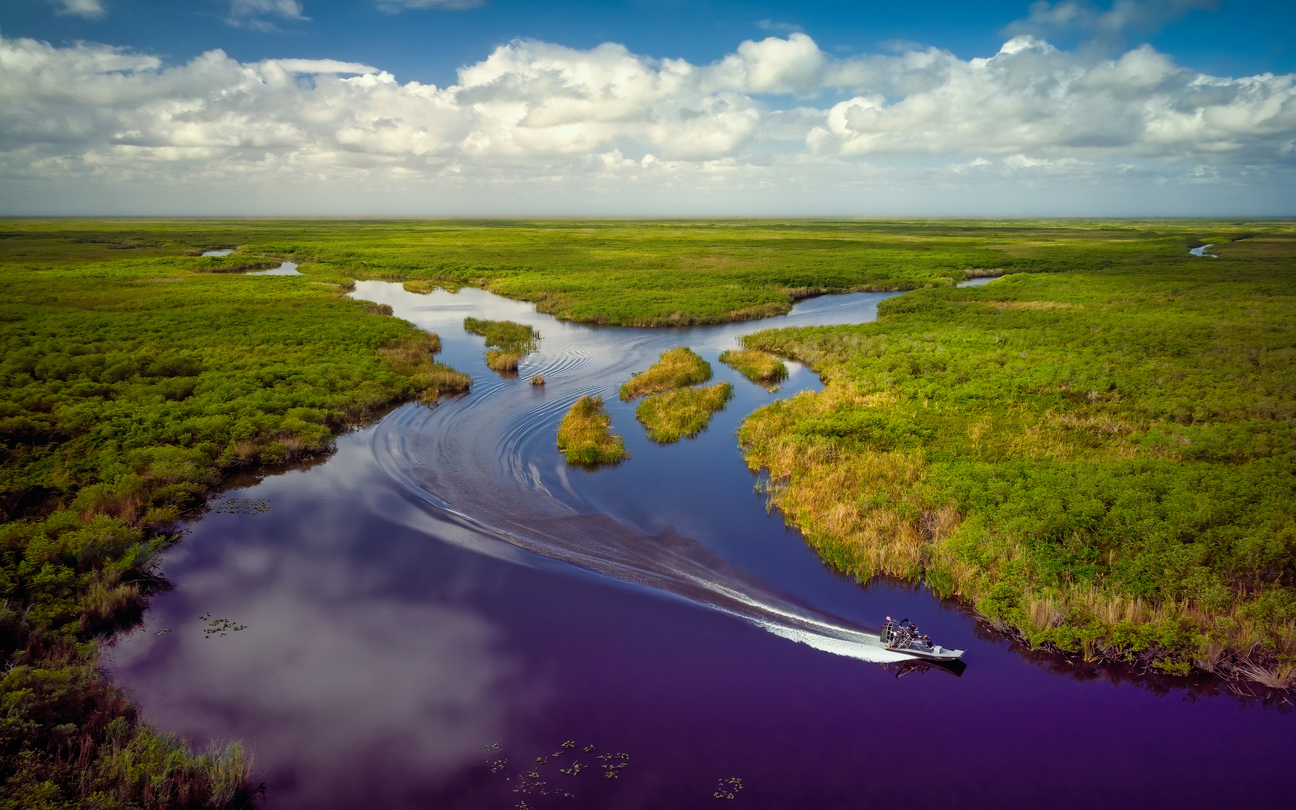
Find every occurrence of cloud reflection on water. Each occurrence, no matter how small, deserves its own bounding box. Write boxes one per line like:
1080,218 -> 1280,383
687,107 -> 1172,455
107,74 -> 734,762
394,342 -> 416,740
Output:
113,529 -> 523,806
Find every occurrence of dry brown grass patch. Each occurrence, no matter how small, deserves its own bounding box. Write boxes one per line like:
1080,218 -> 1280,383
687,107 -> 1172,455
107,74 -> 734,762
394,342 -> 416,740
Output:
983,301 -> 1083,311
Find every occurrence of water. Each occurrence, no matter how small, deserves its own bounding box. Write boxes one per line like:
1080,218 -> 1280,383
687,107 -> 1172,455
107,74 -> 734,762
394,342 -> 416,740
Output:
1189,244 -> 1218,257
246,260 -> 302,276
201,249 -> 234,257
108,278 -> 1292,809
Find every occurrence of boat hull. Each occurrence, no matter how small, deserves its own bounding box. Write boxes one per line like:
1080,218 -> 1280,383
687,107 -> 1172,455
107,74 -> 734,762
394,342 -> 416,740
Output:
886,644 -> 965,662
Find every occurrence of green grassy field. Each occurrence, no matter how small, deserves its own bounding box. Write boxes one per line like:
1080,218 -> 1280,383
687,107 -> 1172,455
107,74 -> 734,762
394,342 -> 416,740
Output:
1,217 -> 1293,801
739,229 -> 1296,687
0,230 -> 468,806
2,218 -> 1114,327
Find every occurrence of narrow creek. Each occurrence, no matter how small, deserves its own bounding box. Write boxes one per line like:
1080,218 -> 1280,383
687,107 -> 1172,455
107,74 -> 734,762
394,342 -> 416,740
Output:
108,276 -> 1293,809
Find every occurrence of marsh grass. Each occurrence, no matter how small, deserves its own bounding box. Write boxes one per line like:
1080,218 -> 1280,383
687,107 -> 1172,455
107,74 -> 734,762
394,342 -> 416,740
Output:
463,317 -> 539,353
378,331 -> 471,400
719,348 -> 788,389
531,373 -> 545,386
739,228 -> 1296,687
402,278 -> 443,294
636,382 -> 734,443
0,232 -> 473,798
486,350 -> 521,373
619,347 -> 711,400
557,396 -> 629,465
2,216 -> 1294,786
464,317 -> 539,376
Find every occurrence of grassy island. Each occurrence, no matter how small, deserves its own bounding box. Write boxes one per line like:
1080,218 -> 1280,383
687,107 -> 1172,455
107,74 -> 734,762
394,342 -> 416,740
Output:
636,383 -> 735,444
463,317 -> 540,374
619,348 -> 712,400
719,349 -> 789,389
556,396 -> 629,465
0,227 -> 470,804
739,229 -> 1296,688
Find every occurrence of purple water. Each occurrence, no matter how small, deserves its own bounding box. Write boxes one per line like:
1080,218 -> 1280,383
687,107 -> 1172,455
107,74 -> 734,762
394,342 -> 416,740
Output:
108,279 -> 1293,809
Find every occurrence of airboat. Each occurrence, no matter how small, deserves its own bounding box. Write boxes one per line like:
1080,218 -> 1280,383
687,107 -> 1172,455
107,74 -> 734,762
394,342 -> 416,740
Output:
880,617 -> 965,663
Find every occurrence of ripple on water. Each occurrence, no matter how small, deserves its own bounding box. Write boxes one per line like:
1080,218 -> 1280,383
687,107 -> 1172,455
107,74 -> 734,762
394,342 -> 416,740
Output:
345,281 -> 915,666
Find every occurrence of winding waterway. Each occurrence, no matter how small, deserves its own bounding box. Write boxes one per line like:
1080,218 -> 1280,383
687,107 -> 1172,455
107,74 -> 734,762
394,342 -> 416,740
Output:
109,277 -> 1293,809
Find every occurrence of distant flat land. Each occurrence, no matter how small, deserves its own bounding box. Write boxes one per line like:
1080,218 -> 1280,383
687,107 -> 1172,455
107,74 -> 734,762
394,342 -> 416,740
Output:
5,217 -> 1259,326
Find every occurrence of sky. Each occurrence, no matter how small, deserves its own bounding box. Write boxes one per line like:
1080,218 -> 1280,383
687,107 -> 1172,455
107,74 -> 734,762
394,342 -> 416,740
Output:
1,0 -> 1294,216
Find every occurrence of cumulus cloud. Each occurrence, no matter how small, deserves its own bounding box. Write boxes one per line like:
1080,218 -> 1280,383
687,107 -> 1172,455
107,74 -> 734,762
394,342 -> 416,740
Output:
50,0 -> 106,19
808,36 -> 1296,160
0,30 -> 1292,214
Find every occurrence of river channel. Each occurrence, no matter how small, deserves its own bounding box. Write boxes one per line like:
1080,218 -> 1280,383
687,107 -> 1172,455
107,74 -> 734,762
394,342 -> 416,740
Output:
109,278 -> 1293,809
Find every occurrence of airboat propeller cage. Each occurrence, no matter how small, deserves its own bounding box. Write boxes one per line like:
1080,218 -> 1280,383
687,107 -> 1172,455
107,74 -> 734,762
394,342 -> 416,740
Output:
881,619 -> 966,663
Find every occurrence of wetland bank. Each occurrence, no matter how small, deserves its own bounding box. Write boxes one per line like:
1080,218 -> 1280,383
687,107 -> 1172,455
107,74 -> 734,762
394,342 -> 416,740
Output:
1,219 -> 1294,808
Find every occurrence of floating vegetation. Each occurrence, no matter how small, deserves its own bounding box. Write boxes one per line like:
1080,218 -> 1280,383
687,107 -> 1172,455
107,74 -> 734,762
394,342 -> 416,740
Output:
557,396 -> 628,466
212,497 -> 270,515
719,348 -> 788,388
482,740 -> 629,804
714,777 -> 745,799
531,373 -> 545,386
198,613 -> 248,638
619,347 -> 711,400
635,382 -> 733,443
597,751 -> 630,780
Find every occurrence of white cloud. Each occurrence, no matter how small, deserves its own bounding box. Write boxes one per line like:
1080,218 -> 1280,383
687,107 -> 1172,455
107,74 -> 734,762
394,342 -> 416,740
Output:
50,0 -> 106,19
1006,0 -> 1219,42
261,58 -> 379,74
808,37 -> 1296,161
227,0 -> 307,30
377,0 -> 486,11
712,32 -> 827,95
756,19 -> 803,34
0,30 -> 1292,215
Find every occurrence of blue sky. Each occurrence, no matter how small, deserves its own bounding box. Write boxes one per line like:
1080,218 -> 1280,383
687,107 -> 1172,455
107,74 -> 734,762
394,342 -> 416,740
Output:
7,1 -> 1293,82
2,0 -> 1294,215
